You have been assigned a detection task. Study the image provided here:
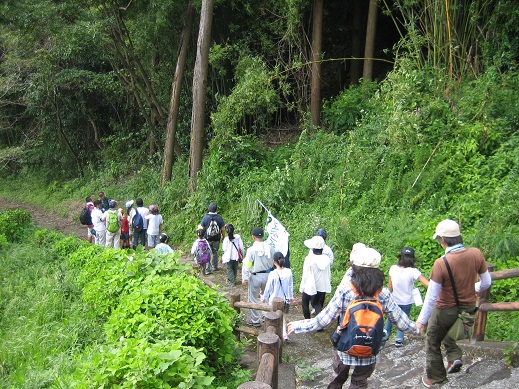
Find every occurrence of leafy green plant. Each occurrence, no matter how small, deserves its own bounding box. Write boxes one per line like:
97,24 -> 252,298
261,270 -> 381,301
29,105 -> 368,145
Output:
503,342 -> 518,367
296,361 -> 323,381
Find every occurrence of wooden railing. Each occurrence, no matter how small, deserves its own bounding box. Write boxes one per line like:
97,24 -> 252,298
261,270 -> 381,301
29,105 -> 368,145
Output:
475,264 -> 519,341
201,278 -> 284,389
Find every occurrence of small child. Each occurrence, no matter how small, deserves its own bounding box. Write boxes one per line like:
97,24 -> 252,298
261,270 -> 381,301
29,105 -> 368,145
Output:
190,225 -> 213,276
155,233 -> 174,254
120,208 -> 130,249
263,252 -> 294,341
384,246 -> 429,347
221,223 -> 244,286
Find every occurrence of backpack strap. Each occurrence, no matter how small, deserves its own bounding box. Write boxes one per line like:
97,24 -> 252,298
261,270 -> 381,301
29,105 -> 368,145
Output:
442,255 -> 461,308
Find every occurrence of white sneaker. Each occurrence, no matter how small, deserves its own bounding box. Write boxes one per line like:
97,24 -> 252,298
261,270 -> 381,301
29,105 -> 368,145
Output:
311,308 -> 316,315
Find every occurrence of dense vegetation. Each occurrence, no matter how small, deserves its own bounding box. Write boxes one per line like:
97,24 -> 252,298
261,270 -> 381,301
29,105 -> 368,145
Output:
1,0 -> 518,387
0,210 -> 248,387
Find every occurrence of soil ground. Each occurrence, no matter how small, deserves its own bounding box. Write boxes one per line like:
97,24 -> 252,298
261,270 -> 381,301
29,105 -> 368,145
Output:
1,199 -> 518,388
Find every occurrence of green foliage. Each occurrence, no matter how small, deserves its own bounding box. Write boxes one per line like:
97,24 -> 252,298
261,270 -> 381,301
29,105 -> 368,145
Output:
66,339 -> 214,389
322,81 -> 378,133
0,210 -> 32,242
105,274 -> 238,370
503,342 -> 519,367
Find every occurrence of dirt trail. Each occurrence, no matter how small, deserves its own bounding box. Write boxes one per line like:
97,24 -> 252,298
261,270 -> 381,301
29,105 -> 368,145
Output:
0,198 -> 86,239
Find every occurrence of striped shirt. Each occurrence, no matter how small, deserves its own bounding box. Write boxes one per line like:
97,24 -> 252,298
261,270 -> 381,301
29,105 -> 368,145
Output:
290,283 -> 418,366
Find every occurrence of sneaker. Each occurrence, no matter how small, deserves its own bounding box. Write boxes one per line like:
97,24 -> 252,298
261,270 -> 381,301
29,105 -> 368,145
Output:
248,321 -> 261,328
447,359 -> 462,374
421,375 -> 446,387
422,375 -> 434,388
395,340 -> 403,348
206,270 -> 213,275
283,335 -> 289,342
311,308 -> 316,315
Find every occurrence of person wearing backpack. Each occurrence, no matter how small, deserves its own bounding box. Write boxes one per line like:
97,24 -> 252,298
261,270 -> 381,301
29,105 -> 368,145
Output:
101,200 -> 122,249
288,245 -> 418,389
200,202 -> 225,272
133,198 -> 149,249
221,223 -> 244,286
81,196 -> 95,244
190,225 -> 213,276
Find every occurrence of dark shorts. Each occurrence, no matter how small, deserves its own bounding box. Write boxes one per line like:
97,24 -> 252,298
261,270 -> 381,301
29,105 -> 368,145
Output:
121,232 -> 130,240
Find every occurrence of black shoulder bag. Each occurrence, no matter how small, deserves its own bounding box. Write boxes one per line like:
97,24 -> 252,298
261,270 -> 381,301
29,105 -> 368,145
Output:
277,272 -> 290,313
442,255 -> 477,341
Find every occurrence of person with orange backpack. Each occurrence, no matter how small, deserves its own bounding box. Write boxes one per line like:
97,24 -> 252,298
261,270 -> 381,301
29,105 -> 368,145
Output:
288,245 -> 418,389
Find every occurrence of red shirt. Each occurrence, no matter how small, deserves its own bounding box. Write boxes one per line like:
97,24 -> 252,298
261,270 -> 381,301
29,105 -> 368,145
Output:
121,216 -> 129,233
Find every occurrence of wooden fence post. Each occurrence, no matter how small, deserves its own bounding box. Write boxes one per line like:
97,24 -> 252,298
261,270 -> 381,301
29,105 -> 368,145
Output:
475,262 -> 493,341
257,332 -> 279,389
229,292 -> 241,340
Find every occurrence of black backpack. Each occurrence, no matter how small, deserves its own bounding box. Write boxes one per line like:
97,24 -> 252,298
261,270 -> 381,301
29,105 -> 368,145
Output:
79,206 -> 92,225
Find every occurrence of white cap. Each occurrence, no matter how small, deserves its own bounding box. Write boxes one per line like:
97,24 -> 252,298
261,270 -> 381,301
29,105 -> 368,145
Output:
125,200 -> 134,208
350,246 -> 382,268
304,236 -> 325,250
433,219 -> 461,239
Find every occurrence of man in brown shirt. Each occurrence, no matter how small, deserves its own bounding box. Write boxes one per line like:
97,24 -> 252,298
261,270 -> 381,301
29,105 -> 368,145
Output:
416,219 -> 491,387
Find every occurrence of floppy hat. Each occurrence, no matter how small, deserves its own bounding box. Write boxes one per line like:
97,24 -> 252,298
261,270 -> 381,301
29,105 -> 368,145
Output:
350,246 -> 381,268
398,246 -> 415,258
433,219 -> 461,239
251,227 -> 264,237
350,242 -> 366,261
304,235 -> 325,250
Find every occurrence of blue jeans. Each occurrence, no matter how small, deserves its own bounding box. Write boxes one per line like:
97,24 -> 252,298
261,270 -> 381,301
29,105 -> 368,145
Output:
384,303 -> 412,342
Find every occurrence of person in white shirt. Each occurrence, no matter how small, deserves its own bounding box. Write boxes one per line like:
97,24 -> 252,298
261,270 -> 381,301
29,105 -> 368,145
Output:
145,204 -> 163,249
91,200 -> 106,246
383,246 -> 429,348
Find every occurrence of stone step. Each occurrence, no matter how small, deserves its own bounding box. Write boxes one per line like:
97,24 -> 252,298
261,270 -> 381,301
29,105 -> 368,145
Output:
288,335 -> 519,389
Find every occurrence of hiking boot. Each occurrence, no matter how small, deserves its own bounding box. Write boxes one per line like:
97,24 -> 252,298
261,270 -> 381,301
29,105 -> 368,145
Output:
447,359 -> 462,374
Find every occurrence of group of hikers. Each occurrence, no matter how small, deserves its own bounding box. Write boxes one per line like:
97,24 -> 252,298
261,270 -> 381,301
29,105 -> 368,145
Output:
197,203 -> 491,388
80,197 -> 492,388
81,193 -> 169,252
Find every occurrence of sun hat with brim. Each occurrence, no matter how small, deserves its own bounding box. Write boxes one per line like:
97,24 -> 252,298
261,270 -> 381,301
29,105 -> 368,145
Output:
350,246 -> 381,268
350,242 -> 366,261
304,235 -> 325,250
432,219 -> 461,239
125,200 -> 134,208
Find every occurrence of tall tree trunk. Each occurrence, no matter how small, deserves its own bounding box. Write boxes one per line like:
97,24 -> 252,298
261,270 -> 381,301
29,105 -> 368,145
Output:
161,0 -> 195,187
363,0 -> 378,81
188,0 -> 214,191
310,0 -> 324,127
350,0 -> 363,85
